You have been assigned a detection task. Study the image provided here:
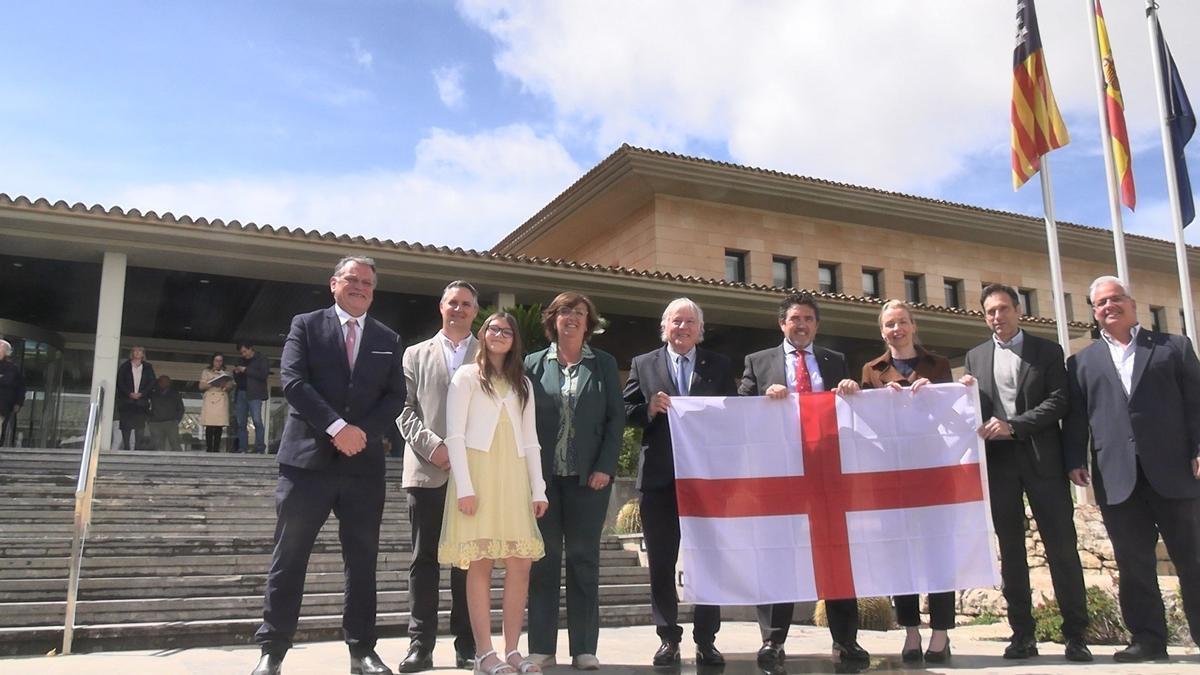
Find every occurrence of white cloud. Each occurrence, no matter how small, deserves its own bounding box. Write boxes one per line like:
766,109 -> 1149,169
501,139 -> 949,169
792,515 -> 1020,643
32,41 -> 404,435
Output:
1124,198 -> 1200,245
111,125 -> 580,249
456,0 -> 1200,194
350,38 -> 373,69
434,64 -> 466,110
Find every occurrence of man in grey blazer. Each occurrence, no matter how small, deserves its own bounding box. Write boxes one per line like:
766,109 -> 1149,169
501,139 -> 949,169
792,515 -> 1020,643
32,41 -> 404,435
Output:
964,284 -> 1090,662
1064,275 -> 1200,663
738,293 -> 867,668
395,280 -> 479,671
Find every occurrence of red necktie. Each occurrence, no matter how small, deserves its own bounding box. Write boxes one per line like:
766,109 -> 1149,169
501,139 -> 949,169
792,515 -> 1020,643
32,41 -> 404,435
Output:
345,319 -> 358,370
794,349 -> 813,393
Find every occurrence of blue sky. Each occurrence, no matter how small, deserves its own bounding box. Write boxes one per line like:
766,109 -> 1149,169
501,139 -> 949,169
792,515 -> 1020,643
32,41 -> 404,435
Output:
2,1 -> 1198,251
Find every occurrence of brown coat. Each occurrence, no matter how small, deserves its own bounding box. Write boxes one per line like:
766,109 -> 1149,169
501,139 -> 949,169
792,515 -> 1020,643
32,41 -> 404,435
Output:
860,345 -> 952,389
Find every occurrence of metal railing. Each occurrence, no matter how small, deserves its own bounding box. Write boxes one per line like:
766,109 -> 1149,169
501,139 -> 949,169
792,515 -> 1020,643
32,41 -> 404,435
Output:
62,383 -> 106,655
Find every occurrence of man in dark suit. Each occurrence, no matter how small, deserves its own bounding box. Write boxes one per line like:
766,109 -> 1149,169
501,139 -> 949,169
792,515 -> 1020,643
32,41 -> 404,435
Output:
116,345 -> 156,450
963,284 -> 1091,662
738,292 -> 867,668
1065,275 -> 1200,663
0,339 -> 24,446
624,298 -> 735,667
251,256 -> 406,675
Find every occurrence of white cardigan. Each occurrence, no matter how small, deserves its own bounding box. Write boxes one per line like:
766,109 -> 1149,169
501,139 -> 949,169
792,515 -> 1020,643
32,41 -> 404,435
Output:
444,364 -> 546,502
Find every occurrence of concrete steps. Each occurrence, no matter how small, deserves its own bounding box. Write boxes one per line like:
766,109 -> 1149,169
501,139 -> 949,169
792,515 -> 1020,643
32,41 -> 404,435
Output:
0,448 -> 659,655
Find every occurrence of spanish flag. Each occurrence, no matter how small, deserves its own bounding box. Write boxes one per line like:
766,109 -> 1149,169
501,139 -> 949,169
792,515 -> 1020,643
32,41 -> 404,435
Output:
1095,0 -> 1135,210
1011,0 -> 1069,190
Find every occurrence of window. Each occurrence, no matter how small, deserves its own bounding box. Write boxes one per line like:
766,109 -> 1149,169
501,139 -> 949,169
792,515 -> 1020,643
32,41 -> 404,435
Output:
862,269 -> 881,299
1019,289 -> 1037,317
943,278 -> 963,308
818,263 -> 839,293
904,274 -> 923,304
772,256 -> 794,289
1151,306 -> 1167,333
724,250 -> 746,283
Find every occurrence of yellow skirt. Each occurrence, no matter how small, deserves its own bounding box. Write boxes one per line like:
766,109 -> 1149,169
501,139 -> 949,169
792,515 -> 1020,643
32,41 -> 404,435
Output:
438,408 -> 545,570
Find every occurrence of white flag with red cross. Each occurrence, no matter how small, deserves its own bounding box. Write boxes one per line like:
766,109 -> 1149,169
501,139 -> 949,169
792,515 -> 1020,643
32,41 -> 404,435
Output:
666,384 -> 999,605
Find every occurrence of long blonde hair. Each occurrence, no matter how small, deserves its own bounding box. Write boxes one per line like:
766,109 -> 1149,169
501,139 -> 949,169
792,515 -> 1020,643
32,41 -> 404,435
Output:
475,312 -> 530,409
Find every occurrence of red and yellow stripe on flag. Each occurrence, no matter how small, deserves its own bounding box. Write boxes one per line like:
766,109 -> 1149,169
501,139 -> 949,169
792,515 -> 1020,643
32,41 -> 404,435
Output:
1096,0 -> 1136,210
1011,0 -> 1069,190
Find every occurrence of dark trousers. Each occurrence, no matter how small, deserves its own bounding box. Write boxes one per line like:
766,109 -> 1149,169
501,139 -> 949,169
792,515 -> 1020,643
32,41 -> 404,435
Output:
205,426 -> 224,453
406,484 -> 472,652
120,413 -> 148,450
255,464 -> 385,655
894,592 -> 956,630
757,599 -> 858,646
988,442 -> 1088,639
1099,467 -> 1200,647
528,475 -> 612,656
641,487 -> 720,645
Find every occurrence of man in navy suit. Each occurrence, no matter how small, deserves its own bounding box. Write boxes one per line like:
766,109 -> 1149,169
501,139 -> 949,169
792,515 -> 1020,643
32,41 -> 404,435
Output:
1064,275 -> 1200,663
624,298 -> 735,667
739,293 -> 867,668
251,256 -> 406,675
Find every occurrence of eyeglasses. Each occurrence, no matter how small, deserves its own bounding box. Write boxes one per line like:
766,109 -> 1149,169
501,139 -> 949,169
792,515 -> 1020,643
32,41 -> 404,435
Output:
556,307 -> 589,319
485,325 -> 515,338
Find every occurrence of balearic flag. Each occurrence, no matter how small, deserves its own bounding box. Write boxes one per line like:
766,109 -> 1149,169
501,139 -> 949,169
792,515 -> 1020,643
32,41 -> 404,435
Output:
666,386 -> 999,605
1011,0 -> 1070,190
1154,15 -> 1195,226
1095,0 -> 1135,210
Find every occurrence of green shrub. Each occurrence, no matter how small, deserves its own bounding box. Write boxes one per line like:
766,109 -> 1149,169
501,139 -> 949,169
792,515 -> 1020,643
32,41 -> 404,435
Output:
617,427 -> 642,478
471,304 -> 547,353
968,612 -> 1002,626
614,499 -> 641,534
1033,585 -> 1128,645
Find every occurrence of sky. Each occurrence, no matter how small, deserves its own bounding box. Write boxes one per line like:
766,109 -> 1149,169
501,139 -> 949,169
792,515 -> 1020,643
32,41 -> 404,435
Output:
2,0 -> 1199,252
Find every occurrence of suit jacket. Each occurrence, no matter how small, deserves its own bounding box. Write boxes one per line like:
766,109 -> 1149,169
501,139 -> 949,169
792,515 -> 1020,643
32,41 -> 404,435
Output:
963,333 -> 1068,478
624,346 -> 737,491
0,359 -> 25,415
277,306 -> 406,476
237,351 -> 271,400
397,333 -> 479,489
739,343 -> 849,396
1063,329 -> 1200,504
116,359 -> 157,418
524,345 -> 626,484
861,345 -> 952,389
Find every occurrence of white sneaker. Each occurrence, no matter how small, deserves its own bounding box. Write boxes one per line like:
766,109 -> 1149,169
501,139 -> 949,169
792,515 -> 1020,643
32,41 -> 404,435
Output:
571,654 -> 599,670
525,654 -> 556,667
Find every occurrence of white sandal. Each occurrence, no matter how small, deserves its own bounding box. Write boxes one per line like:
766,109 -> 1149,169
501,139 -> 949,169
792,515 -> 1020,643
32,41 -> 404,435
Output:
505,650 -> 542,674
474,650 -> 517,675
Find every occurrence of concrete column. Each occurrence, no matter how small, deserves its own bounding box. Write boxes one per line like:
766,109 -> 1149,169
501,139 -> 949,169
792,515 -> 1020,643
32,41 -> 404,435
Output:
90,252 -> 127,451
496,292 -> 516,310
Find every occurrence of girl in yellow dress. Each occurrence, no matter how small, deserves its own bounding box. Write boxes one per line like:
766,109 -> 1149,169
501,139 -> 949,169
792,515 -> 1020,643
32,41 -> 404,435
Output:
440,312 -> 548,675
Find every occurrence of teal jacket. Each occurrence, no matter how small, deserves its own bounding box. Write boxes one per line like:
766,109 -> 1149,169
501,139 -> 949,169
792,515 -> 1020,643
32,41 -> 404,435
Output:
524,344 -> 626,484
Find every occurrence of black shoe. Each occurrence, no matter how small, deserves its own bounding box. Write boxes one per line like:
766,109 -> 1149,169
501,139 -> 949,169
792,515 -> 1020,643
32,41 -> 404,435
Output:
398,644 -> 434,673
1003,634 -> 1038,659
1113,642 -> 1168,663
251,653 -> 283,675
756,641 -> 785,668
924,641 -> 951,664
1064,638 -> 1093,662
653,640 -> 681,667
696,643 -> 725,666
352,651 -> 394,675
455,648 -> 475,669
832,641 -> 870,665
900,647 -> 922,664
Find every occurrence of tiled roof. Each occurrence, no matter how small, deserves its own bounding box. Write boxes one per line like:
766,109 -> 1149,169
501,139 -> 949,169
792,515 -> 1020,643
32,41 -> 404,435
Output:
0,193 -> 1086,328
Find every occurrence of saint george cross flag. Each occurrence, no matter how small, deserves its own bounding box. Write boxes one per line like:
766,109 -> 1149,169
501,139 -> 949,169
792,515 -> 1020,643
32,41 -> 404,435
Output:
667,384 -> 999,605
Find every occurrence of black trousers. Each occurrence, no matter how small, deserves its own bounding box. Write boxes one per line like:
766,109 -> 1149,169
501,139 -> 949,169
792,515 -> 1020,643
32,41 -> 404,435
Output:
641,487 -> 720,645
205,426 -> 224,453
894,592 -> 956,630
1099,467 -> 1200,647
406,484 -> 472,652
119,412 -> 149,450
757,599 -> 858,647
988,442 -> 1088,639
255,464 -> 385,655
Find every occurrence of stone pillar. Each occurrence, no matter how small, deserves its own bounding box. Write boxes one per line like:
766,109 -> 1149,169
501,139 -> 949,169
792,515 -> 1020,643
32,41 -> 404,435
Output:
90,252 -> 127,451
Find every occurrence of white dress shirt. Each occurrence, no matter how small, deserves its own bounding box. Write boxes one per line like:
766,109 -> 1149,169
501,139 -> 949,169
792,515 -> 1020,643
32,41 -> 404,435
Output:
667,345 -> 697,394
436,330 -> 473,378
783,340 -> 825,392
326,305 -> 368,438
1101,323 -> 1141,396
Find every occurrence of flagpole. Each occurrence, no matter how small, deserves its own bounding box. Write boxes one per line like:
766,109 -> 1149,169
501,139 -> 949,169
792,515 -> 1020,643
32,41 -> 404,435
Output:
1087,0 -> 1131,287
1039,156 -> 1073,354
1146,1 -> 1198,347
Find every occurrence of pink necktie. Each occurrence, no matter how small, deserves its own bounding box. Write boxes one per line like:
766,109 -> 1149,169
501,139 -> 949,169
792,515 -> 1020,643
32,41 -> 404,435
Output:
795,350 -> 813,393
345,319 -> 358,370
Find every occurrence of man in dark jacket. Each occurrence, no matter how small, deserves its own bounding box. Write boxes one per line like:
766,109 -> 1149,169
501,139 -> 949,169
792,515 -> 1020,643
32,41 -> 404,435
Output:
234,342 -> 271,453
0,339 -> 25,446
116,346 -> 156,450
147,375 -> 185,452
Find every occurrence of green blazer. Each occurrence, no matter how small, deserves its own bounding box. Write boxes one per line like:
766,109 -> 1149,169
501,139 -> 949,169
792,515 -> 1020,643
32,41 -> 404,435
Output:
524,344 -> 626,484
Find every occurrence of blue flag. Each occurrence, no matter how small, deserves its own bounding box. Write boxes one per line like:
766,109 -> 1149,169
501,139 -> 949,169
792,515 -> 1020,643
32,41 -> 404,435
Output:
1156,16 -> 1195,226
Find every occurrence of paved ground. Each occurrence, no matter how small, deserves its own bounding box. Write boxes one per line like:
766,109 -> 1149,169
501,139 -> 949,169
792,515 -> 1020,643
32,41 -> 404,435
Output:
3,622 -> 1197,674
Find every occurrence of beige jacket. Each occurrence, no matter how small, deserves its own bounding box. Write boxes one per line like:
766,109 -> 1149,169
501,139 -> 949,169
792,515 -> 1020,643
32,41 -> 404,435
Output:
397,334 -> 478,488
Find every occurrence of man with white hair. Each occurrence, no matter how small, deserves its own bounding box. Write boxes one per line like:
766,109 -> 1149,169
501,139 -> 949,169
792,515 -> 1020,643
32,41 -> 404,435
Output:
623,298 -> 735,666
0,339 -> 25,446
1064,275 -> 1200,663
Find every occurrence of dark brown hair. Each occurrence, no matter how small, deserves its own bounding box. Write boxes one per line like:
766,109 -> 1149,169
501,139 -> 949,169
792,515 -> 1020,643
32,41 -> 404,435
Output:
541,291 -> 600,342
475,312 -> 530,410
778,292 -> 821,322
